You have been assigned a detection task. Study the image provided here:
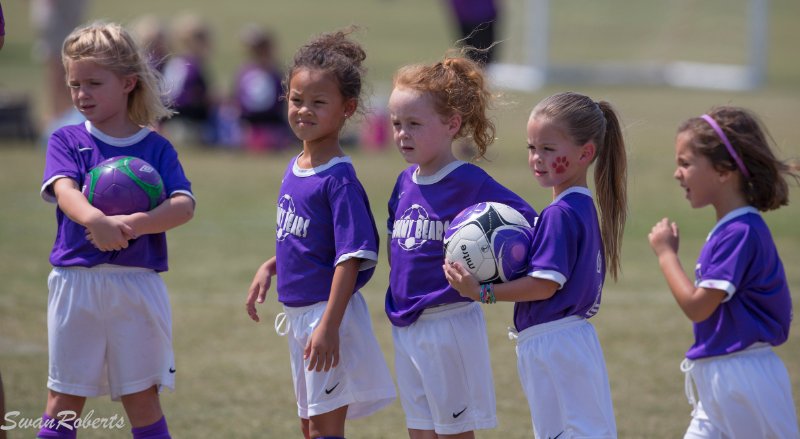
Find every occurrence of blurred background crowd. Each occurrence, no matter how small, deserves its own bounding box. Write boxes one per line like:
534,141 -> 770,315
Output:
0,0 -> 501,155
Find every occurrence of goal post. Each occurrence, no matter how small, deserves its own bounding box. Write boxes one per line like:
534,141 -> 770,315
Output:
488,0 -> 768,92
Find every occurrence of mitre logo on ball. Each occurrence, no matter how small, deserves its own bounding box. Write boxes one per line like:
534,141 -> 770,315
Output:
444,202 -> 532,283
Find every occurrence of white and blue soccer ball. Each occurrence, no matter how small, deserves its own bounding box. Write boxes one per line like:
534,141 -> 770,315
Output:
444,202 -> 532,283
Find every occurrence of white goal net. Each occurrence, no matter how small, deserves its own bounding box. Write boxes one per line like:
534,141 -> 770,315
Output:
489,0 -> 768,91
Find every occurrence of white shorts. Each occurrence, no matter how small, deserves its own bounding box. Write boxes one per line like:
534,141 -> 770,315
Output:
515,316 -> 617,439
47,265 -> 175,401
392,302 -> 497,435
682,343 -> 800,439
280,292 -> 396,420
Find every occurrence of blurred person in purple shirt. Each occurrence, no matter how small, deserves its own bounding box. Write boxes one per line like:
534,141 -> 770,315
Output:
232,24 -> 292,152
161,13 -> 214,145
445,0 -> 499,65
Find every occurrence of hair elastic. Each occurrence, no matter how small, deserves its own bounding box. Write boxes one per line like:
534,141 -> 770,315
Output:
700,114 -> 750,179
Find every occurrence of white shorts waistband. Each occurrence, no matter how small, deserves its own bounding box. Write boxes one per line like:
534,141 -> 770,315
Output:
417,301 -> 475,321
516,315 -> 585,343
281,298 -> 328,317
53,264 -> 154,274
276,292 -> 366,336
686,342 -> 772,365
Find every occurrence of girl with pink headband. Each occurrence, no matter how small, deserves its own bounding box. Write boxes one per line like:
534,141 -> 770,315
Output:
648,106 -> 799,438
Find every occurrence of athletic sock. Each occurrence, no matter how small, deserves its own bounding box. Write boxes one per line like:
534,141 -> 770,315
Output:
131,416 -> 171,439
36,413 -> 77,439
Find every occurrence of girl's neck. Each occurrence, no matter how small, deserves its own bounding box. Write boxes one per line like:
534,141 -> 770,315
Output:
713,193 -> 749,221
91,117 -> 141,139
416,148 -> 457,177
552,172 -> 589,200
297,142 -> 345,169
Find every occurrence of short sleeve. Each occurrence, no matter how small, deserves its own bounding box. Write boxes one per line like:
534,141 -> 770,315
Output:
155,142 -> 194,202
698,226 -> 753,301
41,131 -> 81,203
331,183 -> 379,271
527,206 -> 578,288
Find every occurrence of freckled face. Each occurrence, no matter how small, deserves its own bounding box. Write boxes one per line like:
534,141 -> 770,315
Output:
526,116 -> 589,195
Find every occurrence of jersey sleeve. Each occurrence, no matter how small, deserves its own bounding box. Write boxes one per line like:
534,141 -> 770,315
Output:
527,206 -> 577,288
156,141 -> 195,202
697,225 -> 753,302
331,183 -> 379,271
40,130 -> 81,203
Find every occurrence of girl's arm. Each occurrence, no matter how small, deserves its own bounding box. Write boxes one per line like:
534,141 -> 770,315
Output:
115,194 -> 195,236
444,262 -> 559,302
52,178 -> 133,251
305,257 -> 360,372
649,218 -> 725,322
246,256 -> 277,322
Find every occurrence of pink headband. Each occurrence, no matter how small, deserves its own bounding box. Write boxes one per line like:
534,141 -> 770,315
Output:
700,114 -> 750,179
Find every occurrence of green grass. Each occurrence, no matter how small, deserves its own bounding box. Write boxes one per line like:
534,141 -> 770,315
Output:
1,1 -> 799,438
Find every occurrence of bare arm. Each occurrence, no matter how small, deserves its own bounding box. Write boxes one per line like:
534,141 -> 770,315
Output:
53,177 -> 133,251
649,218 -> 725,322
246,256 -> 277,322
444,262 -> 559,302
114,194 -> 195,236
305,257 -> 360,372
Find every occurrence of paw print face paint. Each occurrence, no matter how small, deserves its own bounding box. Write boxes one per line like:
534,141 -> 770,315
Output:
552,156 -> 570,174
527,116 -> 589,195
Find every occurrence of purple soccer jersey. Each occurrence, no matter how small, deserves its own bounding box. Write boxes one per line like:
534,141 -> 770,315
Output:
385,161 -> 537,327
513,187 -> 604,332
40,121 -> 194,272
0,2 -> 5,36
687,207 -> 792,360
275,155 -> 379,307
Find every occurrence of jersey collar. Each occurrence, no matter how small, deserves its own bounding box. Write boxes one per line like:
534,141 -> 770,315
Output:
292,154 -> 351,177
706,206 -> 759,241
85,121 -> 151,147
412,160 -> 466,185
552,186 -> 592,205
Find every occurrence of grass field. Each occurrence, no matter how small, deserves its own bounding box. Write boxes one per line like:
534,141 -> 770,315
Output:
1,1 -> 799,438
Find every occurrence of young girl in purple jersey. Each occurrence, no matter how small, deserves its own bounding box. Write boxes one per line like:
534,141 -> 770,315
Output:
386,53 -> 537,439
245,29 -> 395,439
446,91 -> 627,438
38,22 -> 195,439
649,107 -> 799,439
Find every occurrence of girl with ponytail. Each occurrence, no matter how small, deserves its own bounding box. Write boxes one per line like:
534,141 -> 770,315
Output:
446,91 -> 627,438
